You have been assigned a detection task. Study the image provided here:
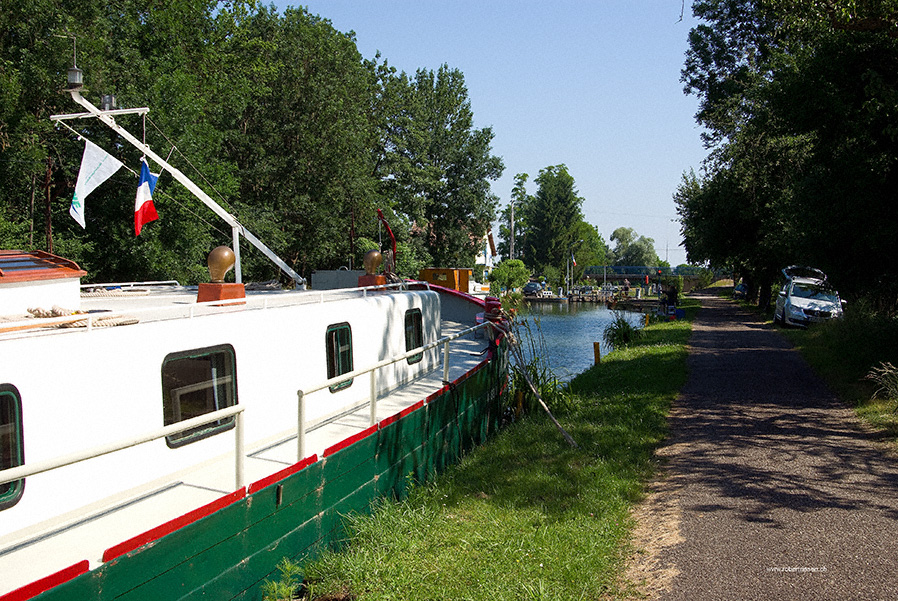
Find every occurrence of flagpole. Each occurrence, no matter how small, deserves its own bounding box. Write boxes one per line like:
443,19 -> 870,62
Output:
55,91 -> 305,288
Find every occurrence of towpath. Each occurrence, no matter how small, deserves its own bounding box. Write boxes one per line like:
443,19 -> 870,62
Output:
628,292 -> 898,601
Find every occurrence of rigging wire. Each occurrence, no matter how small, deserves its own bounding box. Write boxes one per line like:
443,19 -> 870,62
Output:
53,119 -> 230,238
145,115 -> 239,216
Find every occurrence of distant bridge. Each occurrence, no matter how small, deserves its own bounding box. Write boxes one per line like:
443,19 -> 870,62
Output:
582,265 -> 726,292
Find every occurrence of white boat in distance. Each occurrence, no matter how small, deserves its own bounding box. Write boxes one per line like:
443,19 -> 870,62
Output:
0,72 -> 509,601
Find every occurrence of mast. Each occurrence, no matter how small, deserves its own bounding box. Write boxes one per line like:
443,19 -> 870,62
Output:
51,90 -> 306,288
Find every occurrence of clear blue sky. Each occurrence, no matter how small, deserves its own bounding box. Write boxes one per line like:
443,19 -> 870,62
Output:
274,1 -> 709,265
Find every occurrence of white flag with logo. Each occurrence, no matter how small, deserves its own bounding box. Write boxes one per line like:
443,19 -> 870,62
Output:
69,140 -> 123,228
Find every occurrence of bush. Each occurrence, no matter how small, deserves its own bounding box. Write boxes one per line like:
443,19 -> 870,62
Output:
602,311 -> 645,349
488,259 -> 530,294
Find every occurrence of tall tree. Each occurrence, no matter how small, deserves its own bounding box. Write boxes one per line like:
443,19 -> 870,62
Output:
607,227 -> 660,267
377,65 -> 504,268
232,6 -> 377,279
519,165 -> 584,276
679,0 -> 898,309
496,173 -> 530,261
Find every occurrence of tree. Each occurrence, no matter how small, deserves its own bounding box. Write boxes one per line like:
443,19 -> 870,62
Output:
608,227 -> 660,267
570,221 -> 608,282
497,173 -> 530,261
375,65 -> 504,269
518,165 -> 584,276
488,259 -> 530,294
232,6 -> 377,279
678,0 -> 898,310
0,1 -> 504,286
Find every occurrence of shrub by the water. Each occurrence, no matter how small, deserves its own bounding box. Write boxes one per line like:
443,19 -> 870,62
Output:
602,311 -> 645,349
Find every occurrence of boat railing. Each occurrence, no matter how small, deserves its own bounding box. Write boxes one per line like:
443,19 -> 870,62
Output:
0,281 -> 434,335
81,280 -> 181,289
0,318 -> 494,499
0,404 -> 247,490
295,320 -> 492,460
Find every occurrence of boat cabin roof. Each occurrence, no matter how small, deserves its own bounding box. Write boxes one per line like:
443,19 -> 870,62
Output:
0,250 -> 86,283
0,279 -> 434,340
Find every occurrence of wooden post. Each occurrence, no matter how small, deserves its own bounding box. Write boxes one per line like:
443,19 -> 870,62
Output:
593,342 -> 601,365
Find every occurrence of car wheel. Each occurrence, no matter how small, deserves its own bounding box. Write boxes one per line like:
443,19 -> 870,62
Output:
775,307 -> 786,327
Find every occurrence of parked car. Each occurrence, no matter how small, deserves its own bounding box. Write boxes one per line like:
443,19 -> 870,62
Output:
522,281 -> 542,296
774,266 -> 843,327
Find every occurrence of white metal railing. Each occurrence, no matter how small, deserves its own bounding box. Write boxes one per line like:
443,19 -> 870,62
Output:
0,310 -> 493,500
81,280 -> 180,290
0,281 -> 433,336
0,405 -> 246,490
295,320 -> 492,460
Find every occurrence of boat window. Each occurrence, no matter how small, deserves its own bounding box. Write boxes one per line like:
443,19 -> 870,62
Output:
405,309 -> 423,364
0,384 -> 24,511
326,323 -> 353,392
161,345 -> 237,448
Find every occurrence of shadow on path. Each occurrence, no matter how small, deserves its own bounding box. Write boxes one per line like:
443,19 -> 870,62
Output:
652,294 -> 898,601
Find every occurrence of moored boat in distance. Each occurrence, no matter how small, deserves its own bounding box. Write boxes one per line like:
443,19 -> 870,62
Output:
0,73 -> 508,601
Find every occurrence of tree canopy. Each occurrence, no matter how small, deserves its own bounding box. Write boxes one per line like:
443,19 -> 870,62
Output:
0,0 -> 503,284
607,226 -> 661,267
676,0 -> 898,310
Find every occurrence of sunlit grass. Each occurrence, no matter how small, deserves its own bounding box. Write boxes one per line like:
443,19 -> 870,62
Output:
267,302 -> 695,600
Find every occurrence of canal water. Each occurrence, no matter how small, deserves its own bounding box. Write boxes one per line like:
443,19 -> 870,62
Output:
515,301 -> 642,382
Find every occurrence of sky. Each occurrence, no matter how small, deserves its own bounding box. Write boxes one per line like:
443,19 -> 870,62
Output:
274,1 -> 709,265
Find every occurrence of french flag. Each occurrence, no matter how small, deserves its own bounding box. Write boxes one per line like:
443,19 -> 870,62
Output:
134,159 -> 159,236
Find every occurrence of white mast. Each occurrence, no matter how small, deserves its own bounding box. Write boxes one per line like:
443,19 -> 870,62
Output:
52,90 -> 306,288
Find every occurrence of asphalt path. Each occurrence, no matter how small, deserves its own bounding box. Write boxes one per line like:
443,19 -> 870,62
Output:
645,293 -> 898,601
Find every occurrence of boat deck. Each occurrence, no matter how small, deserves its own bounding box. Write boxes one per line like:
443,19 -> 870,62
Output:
0,285 -> 492,597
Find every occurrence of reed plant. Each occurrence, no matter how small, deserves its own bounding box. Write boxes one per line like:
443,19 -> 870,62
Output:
508,315 -> 573,415
263,302 -> 696,600
601,311 -> 645,350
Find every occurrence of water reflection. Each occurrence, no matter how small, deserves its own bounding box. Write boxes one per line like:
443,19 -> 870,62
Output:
515,301 -> 641,382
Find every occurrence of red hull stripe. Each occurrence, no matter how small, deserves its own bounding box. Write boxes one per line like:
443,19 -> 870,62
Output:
101,488 -> 246,562
400,400 -> 426,417
452,359 -> 487,386
323,424 -> 378,457
377,413 -> 400,428
0,560 -> 89,601
248,454 -> 318,494
378,398 -> 423,429
425,389 -> 443,404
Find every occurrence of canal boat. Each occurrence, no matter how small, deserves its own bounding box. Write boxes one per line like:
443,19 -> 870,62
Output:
0,76 -> 508,601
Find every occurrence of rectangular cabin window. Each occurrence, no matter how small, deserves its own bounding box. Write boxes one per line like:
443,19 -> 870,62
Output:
161,345 -> 237,448
405,309 -> 423,364
0,384 -> 24,511
326,323 -> 353,392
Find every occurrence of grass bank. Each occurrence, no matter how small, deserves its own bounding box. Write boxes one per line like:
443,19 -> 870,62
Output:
268,300 -> 698,601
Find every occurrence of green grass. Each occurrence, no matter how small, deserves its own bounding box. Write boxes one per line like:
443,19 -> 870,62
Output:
272,300 -> 697,601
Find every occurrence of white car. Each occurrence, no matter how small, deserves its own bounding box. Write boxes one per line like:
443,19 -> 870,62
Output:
774,266 -> 843,327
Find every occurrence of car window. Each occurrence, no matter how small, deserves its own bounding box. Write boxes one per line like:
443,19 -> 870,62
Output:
791,283 -> 839,303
